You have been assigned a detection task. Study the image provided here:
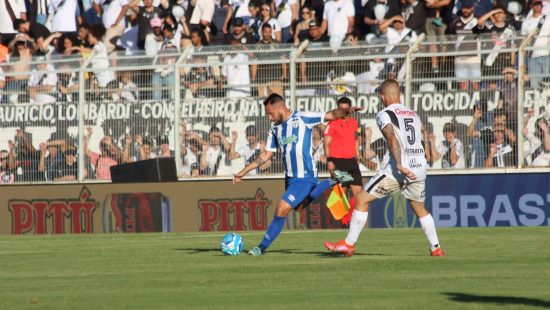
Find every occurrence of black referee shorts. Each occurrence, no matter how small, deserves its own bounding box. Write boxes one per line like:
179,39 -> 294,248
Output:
328,157 -> 363,186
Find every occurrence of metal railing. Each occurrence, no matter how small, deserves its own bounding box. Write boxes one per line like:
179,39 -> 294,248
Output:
0,31 -> 549,184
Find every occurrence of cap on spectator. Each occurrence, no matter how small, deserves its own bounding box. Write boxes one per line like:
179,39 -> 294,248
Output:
337,97 -> 352,105
461,0 -> 475,8
232,17 -> 244,27
245,125 -> 257,137
309,20 -> 319,28
65,146 -> 77,156
157,135 -> 170,145
150,17 -> 162,28
190,162 -> 200,170
502,67 -> 517,74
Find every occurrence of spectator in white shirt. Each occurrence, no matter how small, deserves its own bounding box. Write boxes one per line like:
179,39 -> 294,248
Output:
527,6 -> 550,89
222,0 -> 251,35
93,0 -> 129,53
222,39 -> 251,97
258,2 -> 282,41
522,0 -> 545,35
28,59 -> 58,104
189,0 -> 215,43
272,0 -> 298,43
321,0 -> 355,50
433,122 -> 466,169
0,0 -> 27,44
48,0 -> 80,33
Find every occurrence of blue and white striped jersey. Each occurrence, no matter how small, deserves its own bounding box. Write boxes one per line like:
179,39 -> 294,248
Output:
266,111 -> 325,178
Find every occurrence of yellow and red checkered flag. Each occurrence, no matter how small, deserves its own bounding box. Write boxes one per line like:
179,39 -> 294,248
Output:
326,184 -> 351,220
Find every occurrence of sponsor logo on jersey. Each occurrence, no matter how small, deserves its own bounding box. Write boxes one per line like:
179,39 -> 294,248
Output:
280,135 -> 298,145
394,109 -> 416,116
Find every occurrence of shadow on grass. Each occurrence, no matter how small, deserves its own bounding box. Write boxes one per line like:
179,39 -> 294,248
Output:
445,293 -> 550,308
174,247 -> 383,257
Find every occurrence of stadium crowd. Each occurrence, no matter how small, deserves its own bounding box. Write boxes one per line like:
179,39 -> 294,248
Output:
1,0 -> 550,183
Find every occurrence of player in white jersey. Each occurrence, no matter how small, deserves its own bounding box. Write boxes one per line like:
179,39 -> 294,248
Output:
324,79 -> 446,257
233,93 -> 358,255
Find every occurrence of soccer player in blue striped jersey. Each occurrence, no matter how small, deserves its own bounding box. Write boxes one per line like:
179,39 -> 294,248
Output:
233,93 -> 359,255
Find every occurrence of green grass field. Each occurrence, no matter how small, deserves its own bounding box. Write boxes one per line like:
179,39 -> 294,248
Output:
1,227 -> 549,309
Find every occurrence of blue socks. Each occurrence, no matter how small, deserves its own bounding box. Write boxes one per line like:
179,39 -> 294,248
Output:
308,179 -> 334,201
258,215 -> 286,252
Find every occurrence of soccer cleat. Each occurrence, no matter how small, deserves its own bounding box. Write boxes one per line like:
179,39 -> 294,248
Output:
430,247 -> 446,257
248,246 -> 263,256
323,240 -> 355,257
333,170 -> 354,184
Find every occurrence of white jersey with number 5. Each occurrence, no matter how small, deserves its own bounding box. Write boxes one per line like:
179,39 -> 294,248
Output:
376,103 -> 427,181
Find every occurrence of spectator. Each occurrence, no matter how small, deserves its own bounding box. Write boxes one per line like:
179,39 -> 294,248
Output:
6,37 -> 33,103
433,122 -> 466,168
422,122 -> 435,168
222,0 -> 252,35
94,0 -> 130,53
123,134 -> 155,162
54,145 -> 79,181
449,0 -> 480,90
484,124 -> 516,168
57,63 -> 80,102
321,0 -> 354,50
221,39 -> 251,97
47,0 -> 80,33
119,70 -> 138,101
272,0 -> 298,43
28,57 -> 58,104
247,1 -> 261,40
73,24 -> 116,92
379,15 -> 417,80
303,0 -> 326,23
129,0 -> 163,49
33,0 -> 51,25
493,107 -> 517,144
14,19 -> 51,52
524,117 -> 550,166
258,2 -> 282,41
363,0 -> 401,36
225,17 -> 256,45
467,101 -> 492,167
499,67 -> 518,131
402,0 -> 427,34
253,23 -> 287,97
477,6 -> 516,83
190,28 -> 206,52
180,127 -> 203,177
12,129 -> 43,182
229,125 -> 271,174
182,55 -> 215,97
145,17 -> 164,56
312,124 -> 327,171
200,127 -> 232,176
0,0 -> 27,45
305,19 -> 327,43
84,128 -> 122,180
293,5 -> 313,45
425,0 -> 451,74
0,149 -> 15,184
40,32 -> 80,56
189,0 -> 215,43
157,135 -> 174,158
522,0 -> 545,35
299,19 -> 328,82
526,4 -> 550,89
38,137 -> 66,181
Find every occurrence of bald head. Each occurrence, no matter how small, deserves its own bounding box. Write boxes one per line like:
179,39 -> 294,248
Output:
379,79 -> 401,106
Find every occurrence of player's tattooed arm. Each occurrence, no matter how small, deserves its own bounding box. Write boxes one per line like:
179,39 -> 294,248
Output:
324,107 -> 361,121
382,124 -> 417,180
233,150 -> 274,184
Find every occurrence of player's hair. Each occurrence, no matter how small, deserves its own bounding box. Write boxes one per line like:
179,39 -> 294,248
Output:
263,93 -> 284,106
379,79 -> 401,98
337,97 -> 352,106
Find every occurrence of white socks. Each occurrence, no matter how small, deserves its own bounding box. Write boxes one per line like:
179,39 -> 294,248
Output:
345,210 -> 369,246
419,214 -> 440,251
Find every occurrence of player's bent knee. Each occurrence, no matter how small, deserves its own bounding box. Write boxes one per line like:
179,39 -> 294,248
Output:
275,200 -> 292,217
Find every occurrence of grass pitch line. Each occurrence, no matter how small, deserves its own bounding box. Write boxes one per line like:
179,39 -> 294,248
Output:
175,229 -> 334,239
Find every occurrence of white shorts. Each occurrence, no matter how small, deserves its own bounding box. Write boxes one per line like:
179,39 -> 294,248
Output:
364,171 -> 426,202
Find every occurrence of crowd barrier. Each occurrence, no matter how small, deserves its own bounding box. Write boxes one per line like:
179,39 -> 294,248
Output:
1,31 -> 549,184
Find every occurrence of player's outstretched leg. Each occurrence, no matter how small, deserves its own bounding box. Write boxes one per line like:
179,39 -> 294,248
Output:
295,170 -> 354,211
249,200 -> 291,256
323,191 -> 373,257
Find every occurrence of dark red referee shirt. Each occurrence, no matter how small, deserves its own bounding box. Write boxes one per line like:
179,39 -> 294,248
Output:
323,117 -> 358,159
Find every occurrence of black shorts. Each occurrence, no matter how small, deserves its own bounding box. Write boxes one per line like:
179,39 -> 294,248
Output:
328,157 -> 363,186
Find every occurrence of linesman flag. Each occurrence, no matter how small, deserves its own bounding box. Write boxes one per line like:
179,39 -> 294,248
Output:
326,184 -> 351,220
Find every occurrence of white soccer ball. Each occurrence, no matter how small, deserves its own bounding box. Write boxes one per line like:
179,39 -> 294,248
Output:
507,1 -> 522,15
172,5 -> 185,20
220,233 -> 244,256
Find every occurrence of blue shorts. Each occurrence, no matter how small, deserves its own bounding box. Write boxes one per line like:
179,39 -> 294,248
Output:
282,177 -> 318,209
